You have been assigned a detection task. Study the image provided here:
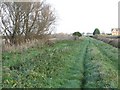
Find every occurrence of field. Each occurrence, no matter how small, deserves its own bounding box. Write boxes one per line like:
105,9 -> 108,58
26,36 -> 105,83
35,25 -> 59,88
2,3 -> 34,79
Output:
2,37 -> 118,88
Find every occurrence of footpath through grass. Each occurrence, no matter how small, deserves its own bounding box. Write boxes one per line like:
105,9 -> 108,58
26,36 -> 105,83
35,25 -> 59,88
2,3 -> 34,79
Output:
2,37 -> 118,88
2,38 -> 88,88
83,38 -> 118,88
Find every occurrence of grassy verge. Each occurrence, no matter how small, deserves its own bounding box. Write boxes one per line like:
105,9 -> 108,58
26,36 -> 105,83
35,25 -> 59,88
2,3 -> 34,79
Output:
2,39 -> 87,88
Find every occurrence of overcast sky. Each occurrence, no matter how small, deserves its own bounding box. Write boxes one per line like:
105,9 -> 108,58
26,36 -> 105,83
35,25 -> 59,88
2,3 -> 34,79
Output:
47,0 -> 119,34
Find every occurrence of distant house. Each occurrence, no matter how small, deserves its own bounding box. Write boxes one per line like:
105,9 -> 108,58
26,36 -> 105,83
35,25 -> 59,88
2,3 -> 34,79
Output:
111,28 -> 120,36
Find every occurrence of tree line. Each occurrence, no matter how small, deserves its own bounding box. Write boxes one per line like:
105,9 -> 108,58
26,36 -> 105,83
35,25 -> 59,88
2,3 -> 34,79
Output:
0,1 -> 56,45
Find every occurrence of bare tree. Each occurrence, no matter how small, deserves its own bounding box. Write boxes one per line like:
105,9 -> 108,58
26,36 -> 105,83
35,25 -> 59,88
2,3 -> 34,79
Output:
36,3 -> 56,39
0,1 -> 56,45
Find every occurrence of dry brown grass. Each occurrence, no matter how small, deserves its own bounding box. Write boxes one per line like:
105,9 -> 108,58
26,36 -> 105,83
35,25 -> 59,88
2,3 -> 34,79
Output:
93,35 -> 119,48
2,36 -> 58,52
45,38 -> 56,46
2,39 -> 46,52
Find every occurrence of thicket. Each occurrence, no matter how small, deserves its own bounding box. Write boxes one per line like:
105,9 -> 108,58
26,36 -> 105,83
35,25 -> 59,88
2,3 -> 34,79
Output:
0,1 -> 56,45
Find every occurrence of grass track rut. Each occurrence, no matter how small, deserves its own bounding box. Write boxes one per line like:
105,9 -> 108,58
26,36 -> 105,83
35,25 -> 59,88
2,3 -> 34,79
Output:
82,38 -> 118,88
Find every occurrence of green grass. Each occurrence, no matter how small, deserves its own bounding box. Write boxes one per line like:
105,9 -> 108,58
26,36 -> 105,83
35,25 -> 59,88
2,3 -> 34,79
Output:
84,38 -> 118,88
2,39 -> 87,88
2,37 -> 118,88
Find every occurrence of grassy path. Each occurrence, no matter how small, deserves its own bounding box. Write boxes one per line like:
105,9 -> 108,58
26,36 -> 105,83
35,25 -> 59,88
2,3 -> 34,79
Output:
2,37 -> 118,88
83,38 -> 118,88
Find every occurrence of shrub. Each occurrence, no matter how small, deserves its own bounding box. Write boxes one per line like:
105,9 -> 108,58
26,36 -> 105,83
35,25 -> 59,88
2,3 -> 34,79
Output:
72,32 -> 82,37
93,28 -> 100,35
72,32 -> 82,40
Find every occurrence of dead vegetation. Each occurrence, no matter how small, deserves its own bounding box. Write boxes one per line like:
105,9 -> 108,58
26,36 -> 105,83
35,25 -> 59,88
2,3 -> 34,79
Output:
0,1 -> 56,47
92,35 -> 120,48
2,39 -> 45,52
